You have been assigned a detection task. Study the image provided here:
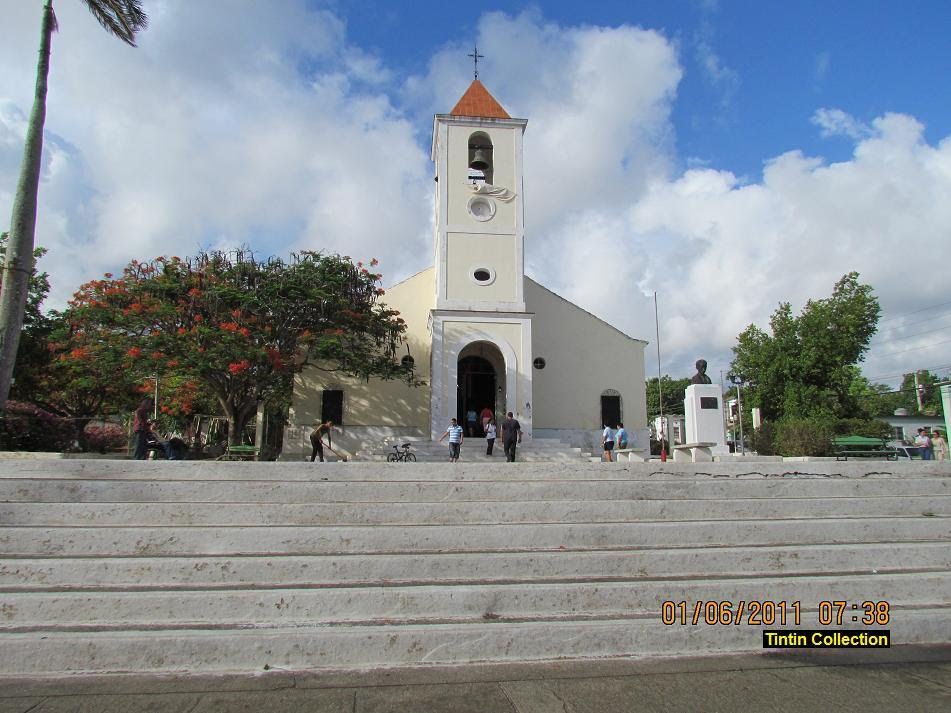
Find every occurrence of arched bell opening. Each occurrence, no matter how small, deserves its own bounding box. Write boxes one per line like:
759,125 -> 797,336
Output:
467,131 -> 494,185
457,341 -> 504,436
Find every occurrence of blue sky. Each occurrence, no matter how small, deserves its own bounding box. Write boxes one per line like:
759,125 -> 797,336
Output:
2,0 -> 950,392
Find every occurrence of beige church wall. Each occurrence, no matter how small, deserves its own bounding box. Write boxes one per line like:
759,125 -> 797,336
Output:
445,233 -> 518,303
525,278 -> 648,447
282,268 -> 435,459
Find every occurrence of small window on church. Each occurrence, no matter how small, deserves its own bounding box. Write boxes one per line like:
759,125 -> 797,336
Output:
469,266 -> 496,285
401,354 -> 415,368
533,358 -> 546,369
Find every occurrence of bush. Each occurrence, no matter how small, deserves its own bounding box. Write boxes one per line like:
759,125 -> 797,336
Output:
750,416 -> 890,457
0,401 -> 74,452
84,423 -> 127,453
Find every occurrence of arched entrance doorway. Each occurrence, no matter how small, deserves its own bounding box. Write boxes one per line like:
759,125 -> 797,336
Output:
457,342 -> 504,435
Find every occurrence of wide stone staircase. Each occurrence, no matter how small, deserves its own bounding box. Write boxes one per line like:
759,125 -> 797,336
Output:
0,458 -> 949,679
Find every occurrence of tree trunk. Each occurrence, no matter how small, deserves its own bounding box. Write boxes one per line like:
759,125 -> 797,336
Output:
0,0 -> 54,411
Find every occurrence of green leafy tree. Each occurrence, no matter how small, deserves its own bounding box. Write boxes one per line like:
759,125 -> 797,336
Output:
646,376 -> 691,417
730,272 -> 880,421
36,311 -> 145,449
60,250 -> 415,444
0,0 -> 148,411
861,370 -> 945,417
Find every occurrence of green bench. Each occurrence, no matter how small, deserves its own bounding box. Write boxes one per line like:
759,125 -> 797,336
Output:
833,436 -> 897,461
216,444 -> 259,461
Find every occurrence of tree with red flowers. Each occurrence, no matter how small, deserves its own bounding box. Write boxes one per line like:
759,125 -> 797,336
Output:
55,249 -> 414,444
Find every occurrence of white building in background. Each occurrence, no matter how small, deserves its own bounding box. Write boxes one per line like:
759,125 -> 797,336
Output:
283,80 -> 648,458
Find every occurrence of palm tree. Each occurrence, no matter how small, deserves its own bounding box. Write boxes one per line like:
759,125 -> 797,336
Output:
0,0 -> 148,411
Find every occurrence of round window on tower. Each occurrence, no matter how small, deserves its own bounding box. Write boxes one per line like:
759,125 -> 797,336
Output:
469,266 -> 496,286
533,357 -> 547,370
467,195 -> 496,222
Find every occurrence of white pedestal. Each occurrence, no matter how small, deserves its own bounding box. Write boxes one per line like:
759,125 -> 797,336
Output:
684,384 -> 729,454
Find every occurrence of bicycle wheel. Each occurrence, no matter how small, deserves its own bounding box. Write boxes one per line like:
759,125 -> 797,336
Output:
386,452 -> 398,462
405,452 -> 416,462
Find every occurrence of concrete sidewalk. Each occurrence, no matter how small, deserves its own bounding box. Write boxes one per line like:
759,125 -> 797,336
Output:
1,647 -> 948,712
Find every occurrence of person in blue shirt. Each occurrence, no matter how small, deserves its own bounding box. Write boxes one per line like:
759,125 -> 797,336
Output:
438,417 -> 465,462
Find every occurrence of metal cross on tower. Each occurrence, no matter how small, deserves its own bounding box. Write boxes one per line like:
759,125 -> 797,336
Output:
467,44 -> 484,79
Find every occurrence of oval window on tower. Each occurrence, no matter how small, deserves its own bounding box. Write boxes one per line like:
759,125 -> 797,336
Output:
469,266 -> 496,285
533,357 -> 547,370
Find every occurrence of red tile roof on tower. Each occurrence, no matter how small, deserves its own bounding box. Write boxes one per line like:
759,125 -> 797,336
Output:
449,80 -> 510,119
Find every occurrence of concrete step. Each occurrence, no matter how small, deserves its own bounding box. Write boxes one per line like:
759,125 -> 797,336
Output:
3,459 -> 950,481
2,609 -> 946,676
3,518 -> 948,557
2,475 -> 946,502
4,573 -> 946,631
4,542 -> 947,591
3,496 -> 948,526
0,459 -> 948,678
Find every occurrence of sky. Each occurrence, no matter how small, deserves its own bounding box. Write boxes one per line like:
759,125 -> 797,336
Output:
2,0 -> 951,393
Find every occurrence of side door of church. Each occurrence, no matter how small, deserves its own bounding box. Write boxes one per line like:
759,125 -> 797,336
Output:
600,394 -> 621,428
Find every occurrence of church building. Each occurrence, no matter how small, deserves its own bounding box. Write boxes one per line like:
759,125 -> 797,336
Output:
283,79 -> 649,458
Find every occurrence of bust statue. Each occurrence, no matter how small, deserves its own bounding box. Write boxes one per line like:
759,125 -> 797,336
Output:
690,359 -> 712,385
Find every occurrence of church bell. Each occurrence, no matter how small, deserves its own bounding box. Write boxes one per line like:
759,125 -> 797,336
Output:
469,146 -> 491,171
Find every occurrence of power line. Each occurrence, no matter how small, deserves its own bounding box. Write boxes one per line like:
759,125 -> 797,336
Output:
869,324 -> 951,346
876,336 -> 951,357
864,362 -> 951,383
878,300 -> 951,324
874,310 -> 951,335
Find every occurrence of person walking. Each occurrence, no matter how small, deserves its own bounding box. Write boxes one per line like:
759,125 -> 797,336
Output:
132,397 -> 154,460
932,429 -> 949,461
615,422 -> 629,450
309,420 -> 334,462
438,417 -> 464,462
602,423 -> 616,462
501,411 -> 522,462
480,405 -> 494,435
915,428 -> 933,460
485,418 -> 497,455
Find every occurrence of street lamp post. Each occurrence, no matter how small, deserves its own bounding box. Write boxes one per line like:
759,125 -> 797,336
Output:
729,373 -> 745,456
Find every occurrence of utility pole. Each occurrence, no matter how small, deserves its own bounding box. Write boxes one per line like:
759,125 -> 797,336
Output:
654,292 -> 665,461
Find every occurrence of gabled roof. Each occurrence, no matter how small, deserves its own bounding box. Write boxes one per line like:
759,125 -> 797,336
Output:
449,79 -> 510,119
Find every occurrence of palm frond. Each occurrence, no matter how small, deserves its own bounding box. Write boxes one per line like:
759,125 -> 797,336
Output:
82,0 -> 149,46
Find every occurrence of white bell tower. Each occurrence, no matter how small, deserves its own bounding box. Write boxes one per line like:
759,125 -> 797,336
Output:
428,80 -> 534,439
431,80 -> 527,311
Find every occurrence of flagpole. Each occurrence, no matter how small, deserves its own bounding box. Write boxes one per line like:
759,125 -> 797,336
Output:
654,291 -> 666,461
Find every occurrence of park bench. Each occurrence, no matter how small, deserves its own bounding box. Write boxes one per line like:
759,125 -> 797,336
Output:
217,444 -> 259,461
613,448 -> 647,462
833,436 -> 897,461
671,442 -> 717,462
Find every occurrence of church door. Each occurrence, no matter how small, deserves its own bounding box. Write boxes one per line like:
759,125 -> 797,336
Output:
600,391 -> 621,428
457,355 -> 496,436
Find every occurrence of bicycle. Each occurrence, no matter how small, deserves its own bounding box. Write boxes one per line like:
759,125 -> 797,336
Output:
387,443 -> 417,462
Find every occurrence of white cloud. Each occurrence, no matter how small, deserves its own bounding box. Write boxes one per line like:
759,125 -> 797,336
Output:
812,108 -> 872,140
1,3 -> 948,387
0,0 -> 432,309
